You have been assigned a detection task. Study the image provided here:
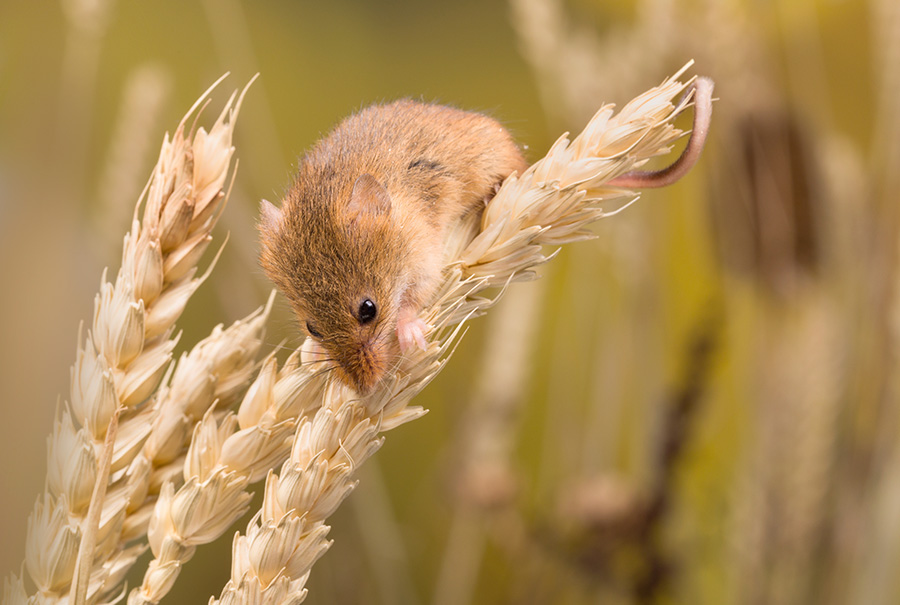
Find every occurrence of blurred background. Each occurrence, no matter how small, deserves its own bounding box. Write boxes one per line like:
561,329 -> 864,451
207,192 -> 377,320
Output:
0,0 -> 891,603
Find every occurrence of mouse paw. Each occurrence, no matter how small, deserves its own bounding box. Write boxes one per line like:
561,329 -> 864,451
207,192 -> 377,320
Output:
397,314 -> 429,352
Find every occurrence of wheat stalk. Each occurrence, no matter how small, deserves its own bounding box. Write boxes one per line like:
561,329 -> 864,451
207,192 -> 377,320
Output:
3,76 -> 255,604
210,65 -> 713,604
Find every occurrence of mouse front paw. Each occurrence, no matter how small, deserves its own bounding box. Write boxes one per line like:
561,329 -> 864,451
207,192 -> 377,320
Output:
397,313 -> 429,352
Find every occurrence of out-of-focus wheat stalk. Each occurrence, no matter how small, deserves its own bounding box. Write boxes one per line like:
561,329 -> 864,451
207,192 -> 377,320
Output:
209,65 -> 712,604
836,2 -> 900,603
508,0 -> 677,126
97,64 -> 172,251
57,0 -> 113,198
432,285 -> 545,605
733,295 -> 843,605
871,0 -> 900,200
2,77 -> 257,604
452,287 -> 545,511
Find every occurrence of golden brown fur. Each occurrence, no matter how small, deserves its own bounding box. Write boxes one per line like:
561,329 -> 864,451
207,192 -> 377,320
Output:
259,100 -> 527,394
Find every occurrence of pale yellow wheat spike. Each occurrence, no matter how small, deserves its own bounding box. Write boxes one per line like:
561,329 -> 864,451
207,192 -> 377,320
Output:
210,65 -> 712,604
111,293 -> 274,558
127,344 -> 331,604
5,77 -> 253,605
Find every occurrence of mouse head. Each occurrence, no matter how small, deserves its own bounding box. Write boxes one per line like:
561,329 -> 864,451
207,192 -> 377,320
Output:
259,173 -> 407,394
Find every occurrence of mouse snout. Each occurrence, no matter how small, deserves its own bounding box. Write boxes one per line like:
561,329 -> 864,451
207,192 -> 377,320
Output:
334,337 -> 388,395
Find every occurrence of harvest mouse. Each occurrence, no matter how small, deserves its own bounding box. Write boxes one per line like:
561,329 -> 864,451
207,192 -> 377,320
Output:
259,99 -> 528,394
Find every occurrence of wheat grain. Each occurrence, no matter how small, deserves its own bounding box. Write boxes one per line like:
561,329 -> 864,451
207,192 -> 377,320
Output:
127,343 -> 331,604
118,295 -> 275,550
211,65 -> 712,604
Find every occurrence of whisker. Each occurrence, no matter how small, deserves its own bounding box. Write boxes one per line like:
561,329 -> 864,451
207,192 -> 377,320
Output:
299,349 -> 334,359
309,364 -> 339,382
297,358 -> 337,367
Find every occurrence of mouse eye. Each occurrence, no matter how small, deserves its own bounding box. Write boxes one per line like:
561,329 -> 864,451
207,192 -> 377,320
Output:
358,299 -> 377,324
305,321 -> 322,339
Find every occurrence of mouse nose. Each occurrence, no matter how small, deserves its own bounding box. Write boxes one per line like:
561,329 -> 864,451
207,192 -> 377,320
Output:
340,366 -> 380,396
349,371 -> 377,396
334,342 -> 385,395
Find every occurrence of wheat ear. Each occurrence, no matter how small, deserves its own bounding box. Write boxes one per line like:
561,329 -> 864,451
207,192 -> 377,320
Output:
210,64 -> 713,604
4,76 -> 251,604
127,343 -> 332,604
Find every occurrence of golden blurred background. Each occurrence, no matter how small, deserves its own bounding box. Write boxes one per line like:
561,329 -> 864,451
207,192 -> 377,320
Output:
0,0 -> 891,603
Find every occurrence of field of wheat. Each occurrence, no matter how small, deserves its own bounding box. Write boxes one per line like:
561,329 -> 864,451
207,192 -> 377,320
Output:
0,1 -> 892,603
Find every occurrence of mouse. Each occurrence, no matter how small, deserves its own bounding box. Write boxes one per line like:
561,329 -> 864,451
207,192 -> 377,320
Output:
258,99 -> 528,395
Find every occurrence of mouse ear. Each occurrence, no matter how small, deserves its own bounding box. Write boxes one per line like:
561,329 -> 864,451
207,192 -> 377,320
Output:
259,199 -> 283,234
347,173 -> 392,220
